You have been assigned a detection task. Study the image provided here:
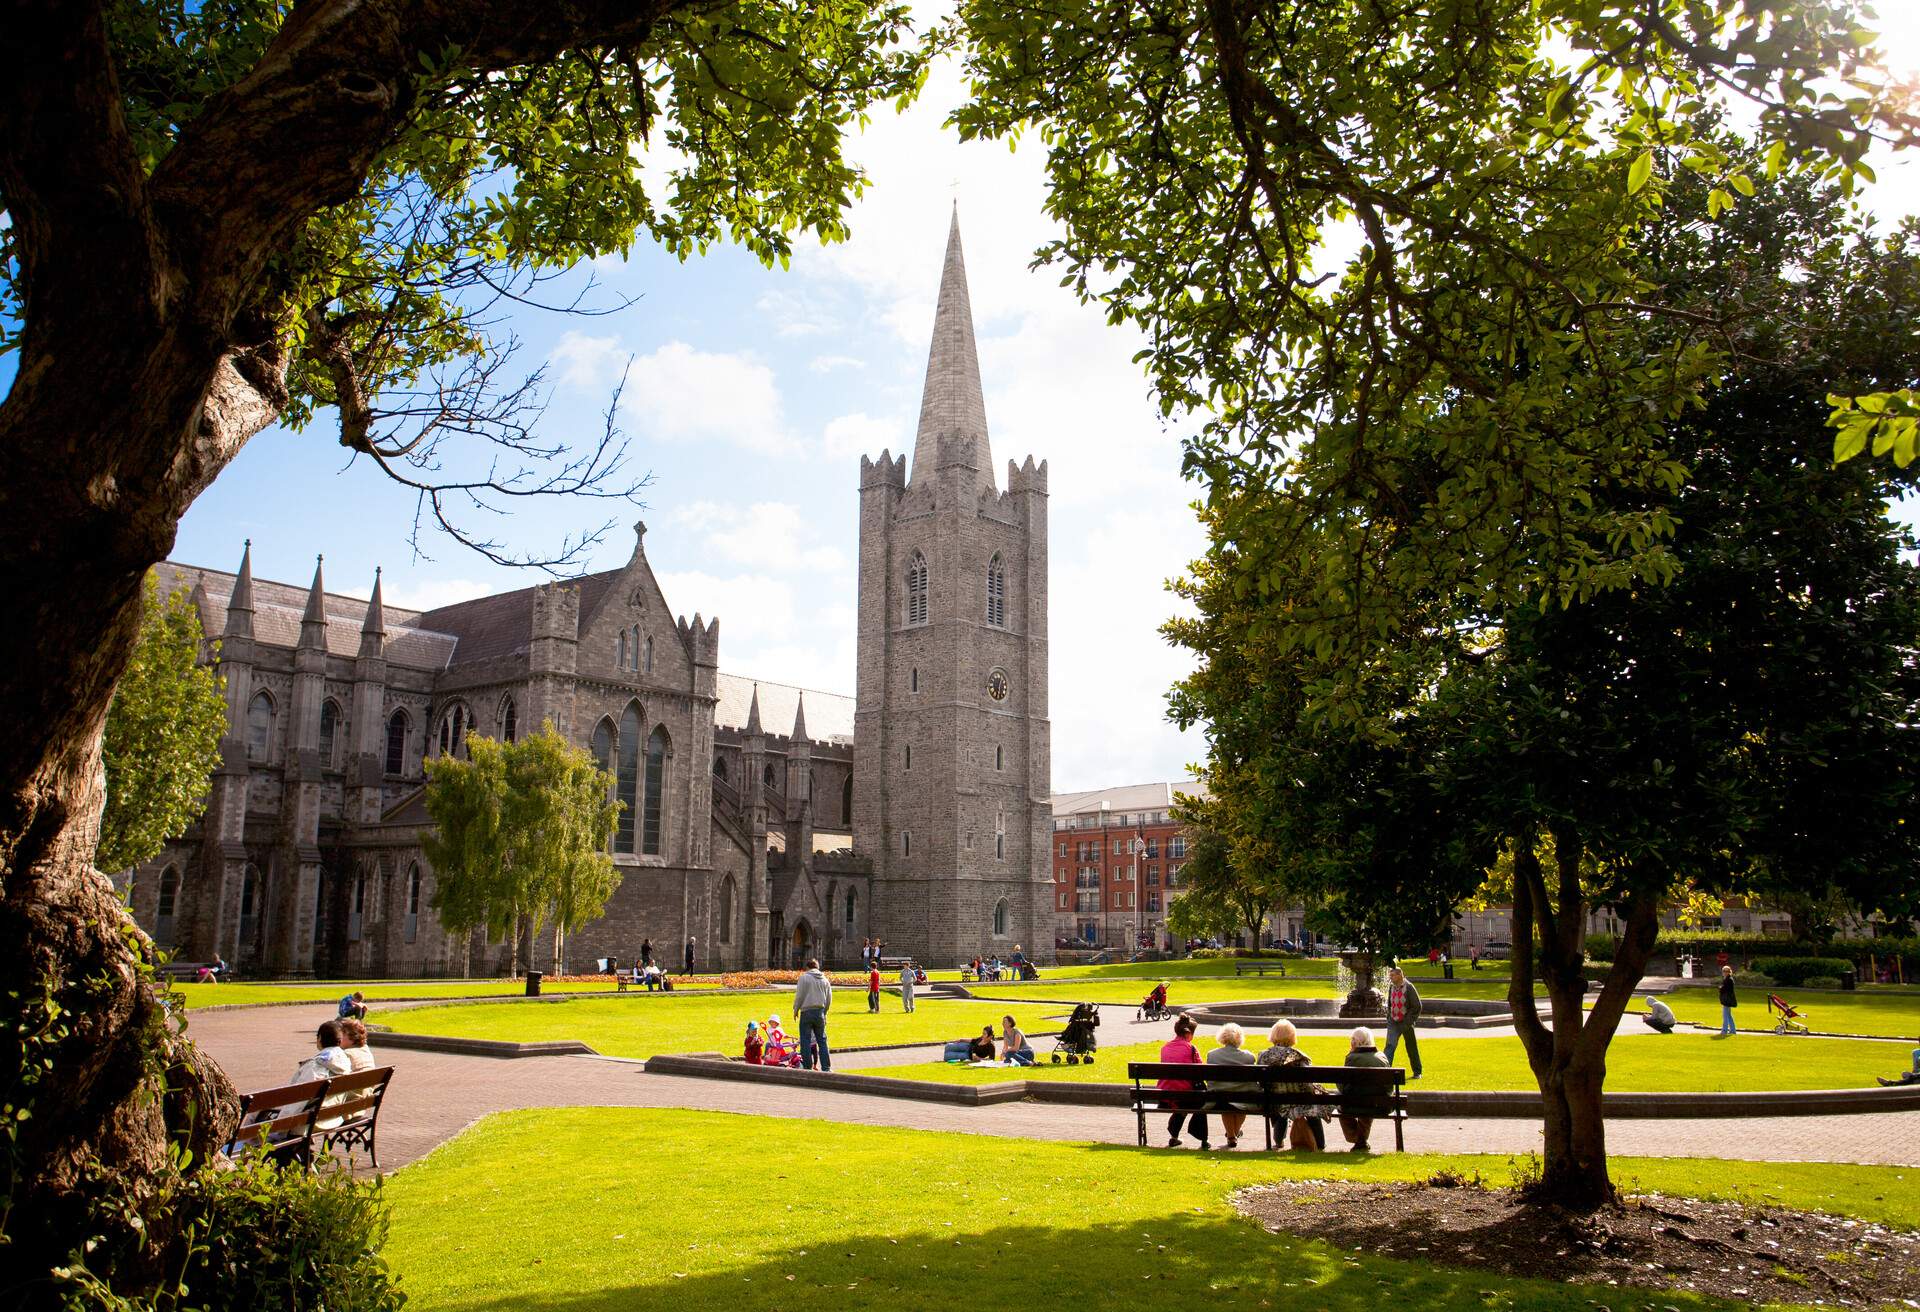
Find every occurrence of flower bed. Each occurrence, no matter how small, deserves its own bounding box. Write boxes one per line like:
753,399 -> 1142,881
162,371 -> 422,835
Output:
719,970 -> 869,989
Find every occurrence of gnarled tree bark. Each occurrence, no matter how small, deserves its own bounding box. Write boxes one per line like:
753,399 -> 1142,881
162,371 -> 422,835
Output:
0,0 -> 686,1295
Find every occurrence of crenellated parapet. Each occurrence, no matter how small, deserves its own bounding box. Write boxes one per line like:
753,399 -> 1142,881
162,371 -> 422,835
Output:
859,449 -> 908,494
1006,455 -> 1049,496
675,612 -> 721,669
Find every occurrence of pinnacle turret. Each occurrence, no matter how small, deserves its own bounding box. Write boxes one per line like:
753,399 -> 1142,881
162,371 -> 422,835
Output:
792,692 -> 808,742
359,567 -> 387,657
224,540 -> 255,638
745,682 -> 763,735
298,555 -> 328,649
909,206 -> 993,490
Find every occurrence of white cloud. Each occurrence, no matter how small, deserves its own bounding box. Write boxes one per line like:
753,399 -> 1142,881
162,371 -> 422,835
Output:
549,331 -> 627,390
822,411 -> 905,460
654,570 -> 797,647
755,289 -> 835,339
809,354 -> 867,374
624,341 -> 796,455
383,578 -> 499,613
671,500 -> 845,573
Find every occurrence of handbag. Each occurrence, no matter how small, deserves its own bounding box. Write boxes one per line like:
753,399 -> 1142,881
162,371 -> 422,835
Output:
1287,1118 -> 1317,1150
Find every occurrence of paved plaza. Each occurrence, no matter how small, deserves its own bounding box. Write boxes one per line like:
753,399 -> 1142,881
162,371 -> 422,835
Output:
190,999 -> 1920,1173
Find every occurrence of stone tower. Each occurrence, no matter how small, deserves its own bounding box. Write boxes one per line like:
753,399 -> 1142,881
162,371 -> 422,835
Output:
854,209 -> 1054,966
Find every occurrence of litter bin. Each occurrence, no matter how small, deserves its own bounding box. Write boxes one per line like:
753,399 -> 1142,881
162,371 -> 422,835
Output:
526,970 -> 543,997
1842,967 -> 1857,991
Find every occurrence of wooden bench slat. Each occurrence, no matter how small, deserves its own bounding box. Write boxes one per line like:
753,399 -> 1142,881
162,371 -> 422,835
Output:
231,1068 -> 395,1170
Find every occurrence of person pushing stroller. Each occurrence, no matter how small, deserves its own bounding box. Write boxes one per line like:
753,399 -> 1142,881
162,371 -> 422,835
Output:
1137,982 -> 1170,1022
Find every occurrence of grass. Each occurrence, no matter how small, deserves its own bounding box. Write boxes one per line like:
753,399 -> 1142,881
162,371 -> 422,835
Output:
860,1031 -> 1907,1092
1656,984 -> 1920,1039
932,956 -> 1509,982
381,993 -> 1074,1059
167,977 -> 721,1010
379,1107 -> 1916,1311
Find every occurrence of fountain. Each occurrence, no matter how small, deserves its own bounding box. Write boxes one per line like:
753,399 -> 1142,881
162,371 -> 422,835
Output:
1338,950 -> 1384,1018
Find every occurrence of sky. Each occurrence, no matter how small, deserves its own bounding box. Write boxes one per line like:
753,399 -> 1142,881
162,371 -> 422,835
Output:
147,8 -> 1920,794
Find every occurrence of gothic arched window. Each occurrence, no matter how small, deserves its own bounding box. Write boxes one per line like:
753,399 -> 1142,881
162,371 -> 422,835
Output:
764,763 -> 778,790
384,709 -> 408,775
642,726 -> 669,855
246,691 -> 274,761
617,629 -> 628,670
318,698 -> 341,769
905,551 -> 928,626
841,776 -> 853,826
986,553 -> 1006,627
616,705 -> 640,853
438,703 -> 468,758
156,866 -> 179,945
713,754 -> 729,780
720,876 -> 737,943
993,898 -> 1009,937
501,696 -> 518,743
844,886 -> 857,927
643,633 -> 653,675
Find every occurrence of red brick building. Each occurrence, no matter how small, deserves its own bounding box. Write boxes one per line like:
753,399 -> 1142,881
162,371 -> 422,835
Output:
1050,781 -> 1203,949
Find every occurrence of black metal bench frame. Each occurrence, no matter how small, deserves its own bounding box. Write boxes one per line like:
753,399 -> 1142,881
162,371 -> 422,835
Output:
230,1066 -> 395,1170
1232,960 -> 1289,976
1126,1060 -> 1407,1151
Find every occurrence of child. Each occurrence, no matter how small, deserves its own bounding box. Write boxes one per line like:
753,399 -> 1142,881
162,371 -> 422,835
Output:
743,1020 -> 764,1065
764,1016 -> 797,1066
867,963 -> 882,1012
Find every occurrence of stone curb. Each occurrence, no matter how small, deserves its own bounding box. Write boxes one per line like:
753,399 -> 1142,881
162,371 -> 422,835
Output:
635,1055 -> 1920,1119
370,1032 -> 599,1058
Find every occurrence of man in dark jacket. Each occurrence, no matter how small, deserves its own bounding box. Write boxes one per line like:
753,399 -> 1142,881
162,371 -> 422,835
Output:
1717,966 -> 1738,1037
1384,967 -> 1423,1079
685,937 -> 697,975
1338,1026 -> 1390,1151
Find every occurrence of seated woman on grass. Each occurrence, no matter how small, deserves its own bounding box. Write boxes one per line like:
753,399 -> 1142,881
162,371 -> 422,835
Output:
1000,1016 -> 1035,1066
970,1026 -> 998,1061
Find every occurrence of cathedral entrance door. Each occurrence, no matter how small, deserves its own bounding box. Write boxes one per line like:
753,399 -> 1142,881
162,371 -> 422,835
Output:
792,919 -> 812,967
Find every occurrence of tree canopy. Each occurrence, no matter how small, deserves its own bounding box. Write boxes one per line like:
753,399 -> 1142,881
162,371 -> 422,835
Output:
1168,155 -> 1920,1205
98,575 -> 227,878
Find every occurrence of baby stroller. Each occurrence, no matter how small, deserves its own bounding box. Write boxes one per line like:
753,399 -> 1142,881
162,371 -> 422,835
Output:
1767,993 -> 1811,1035
1017,960 -> 1040,981
1136,983 -> 1170,1023
1049,1002 -> 1101,1065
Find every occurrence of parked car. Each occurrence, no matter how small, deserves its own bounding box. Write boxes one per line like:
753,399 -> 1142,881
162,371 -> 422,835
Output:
1481,940 -> 1513,960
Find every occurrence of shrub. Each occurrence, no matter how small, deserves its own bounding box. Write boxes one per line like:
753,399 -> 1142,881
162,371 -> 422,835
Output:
1802,975 -> 1843,989
1187,948 -> 1299,960
1752,957 -> 1852,987
175,1156 -> 405,1311
1733,970 -> 1774,987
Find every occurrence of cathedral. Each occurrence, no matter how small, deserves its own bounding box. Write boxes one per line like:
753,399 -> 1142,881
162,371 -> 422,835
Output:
123,215 -> 1057,975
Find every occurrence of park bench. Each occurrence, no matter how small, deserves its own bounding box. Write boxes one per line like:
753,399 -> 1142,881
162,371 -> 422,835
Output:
156,960 -> 225,981
1232,960 -> 1288,977
1126,1061 -> 1406,1152
229,1067 -> 396,1169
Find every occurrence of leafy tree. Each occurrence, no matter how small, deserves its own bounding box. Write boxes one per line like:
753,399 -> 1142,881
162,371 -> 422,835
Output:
97,575 -> 227,877
1162,822 -> 1268,945
953,0 -> 1915,724
1169,162 -> 1920,1207
423,724 -> 619,978
0,1 -> 925,1292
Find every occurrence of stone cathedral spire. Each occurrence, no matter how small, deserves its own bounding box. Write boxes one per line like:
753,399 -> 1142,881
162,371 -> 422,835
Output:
909,205 -> 993,491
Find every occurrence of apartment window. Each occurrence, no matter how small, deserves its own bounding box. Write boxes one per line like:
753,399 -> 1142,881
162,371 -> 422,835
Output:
1148,892 -> 1161,913
1146,839 -> 1159,859
1170,835 -> 1188,859
1058,841 -> 1068,857
1147,865 -> 1160,886
1112,838 -> 1123,855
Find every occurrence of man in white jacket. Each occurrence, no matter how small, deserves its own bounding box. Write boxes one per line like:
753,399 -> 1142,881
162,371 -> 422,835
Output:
792,959 -> 834,1071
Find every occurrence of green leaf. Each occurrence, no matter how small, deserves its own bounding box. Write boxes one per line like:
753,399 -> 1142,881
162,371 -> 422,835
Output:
1627,150 -> 1654,195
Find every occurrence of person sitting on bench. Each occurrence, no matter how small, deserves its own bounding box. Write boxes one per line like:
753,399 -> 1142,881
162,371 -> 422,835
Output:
1642,995 -> 1677,1034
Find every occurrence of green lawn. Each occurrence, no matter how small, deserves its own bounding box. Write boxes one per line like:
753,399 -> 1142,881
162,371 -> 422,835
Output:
1657,984 -> 1920,1039
968,977 -> 1337,1004
168,978 -> 724,1010
954,956 -> 1509,982
862,1031 -> 1907,1092
382,993 -> 1073,1059
379,1107 -> 1916,1312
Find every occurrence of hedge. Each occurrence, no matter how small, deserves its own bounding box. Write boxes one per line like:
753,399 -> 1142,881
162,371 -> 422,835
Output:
1188,948 -> 1302,960
1585,932 -> 1916,963
1752,957 -> 1854,987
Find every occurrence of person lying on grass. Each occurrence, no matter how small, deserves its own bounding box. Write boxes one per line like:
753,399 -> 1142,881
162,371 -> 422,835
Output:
1879,1037 -> 1920,1087
970,1026 -> 997,1061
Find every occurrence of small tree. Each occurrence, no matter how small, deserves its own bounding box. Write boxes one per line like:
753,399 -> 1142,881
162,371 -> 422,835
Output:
98,575 -> 227,877
423,724 -> 618,976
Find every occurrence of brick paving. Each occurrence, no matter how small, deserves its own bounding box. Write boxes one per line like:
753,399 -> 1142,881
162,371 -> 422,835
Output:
190,1001 -> 1920,1175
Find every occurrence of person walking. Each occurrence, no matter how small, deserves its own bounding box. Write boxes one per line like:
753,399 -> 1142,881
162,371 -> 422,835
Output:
898,960 -> 917,1013
793,958 -> 833,1070
684,937 -> 697,975
641,938 -> 653,968
1383,966 -> 1423,1080
1469,943 -> 1481,971
1717,965 -> 1738,1037
867,962 -> 882,1012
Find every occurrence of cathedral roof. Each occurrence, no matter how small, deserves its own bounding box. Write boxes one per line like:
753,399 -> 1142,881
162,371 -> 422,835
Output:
715,673 -> 853,745
909,206 -> 994,491
156,560 -> 456,670
413,569 -> 624,664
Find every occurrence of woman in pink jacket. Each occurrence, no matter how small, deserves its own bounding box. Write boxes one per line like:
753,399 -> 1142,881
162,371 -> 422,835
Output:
1157,1014 -> 1209,1150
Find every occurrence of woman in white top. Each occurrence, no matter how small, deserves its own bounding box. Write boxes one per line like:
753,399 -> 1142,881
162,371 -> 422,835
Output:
336,1016 -> 376,1071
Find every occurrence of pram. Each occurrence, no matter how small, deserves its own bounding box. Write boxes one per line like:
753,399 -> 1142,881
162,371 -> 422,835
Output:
1018,961 -> 1040,981
1767,993 -> 1810,1035
1136,983 -> 1169,1023
1049,1002 -> 1101,1064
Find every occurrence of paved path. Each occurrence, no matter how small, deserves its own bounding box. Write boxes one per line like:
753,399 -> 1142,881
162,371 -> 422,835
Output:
189,1001 -> 1920,1175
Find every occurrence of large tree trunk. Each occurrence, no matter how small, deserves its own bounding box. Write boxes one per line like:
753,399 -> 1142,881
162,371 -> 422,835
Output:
1507,828 -> 1659,1209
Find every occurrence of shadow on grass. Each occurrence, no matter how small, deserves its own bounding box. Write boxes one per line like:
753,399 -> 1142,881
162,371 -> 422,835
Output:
422,1204 -> 1747,1312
